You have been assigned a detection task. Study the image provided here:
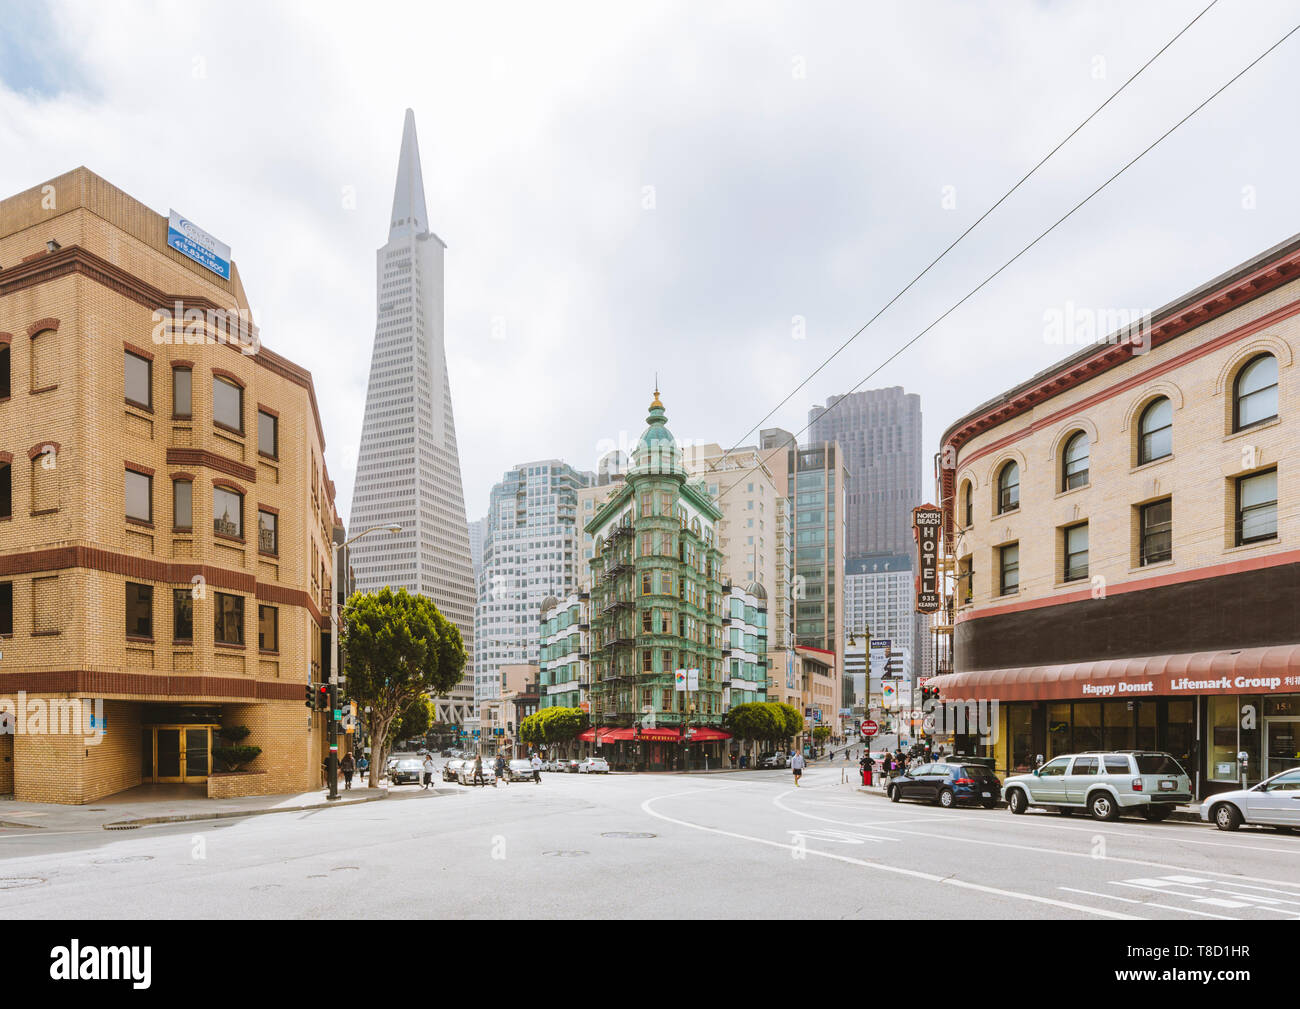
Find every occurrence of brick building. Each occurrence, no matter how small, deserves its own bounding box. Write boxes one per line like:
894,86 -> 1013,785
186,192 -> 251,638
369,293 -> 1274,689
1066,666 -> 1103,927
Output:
0,168 -> 338,803
929,233 -> 1300,799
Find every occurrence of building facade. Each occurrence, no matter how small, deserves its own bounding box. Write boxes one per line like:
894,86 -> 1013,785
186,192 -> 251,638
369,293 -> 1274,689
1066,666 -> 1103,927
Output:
843,555 -> 918,681
930,233 -> 1300,798
539,591 -> 589,711
723,583 -> 768,708
0,168 -> 335,803
348,109 -> 475,725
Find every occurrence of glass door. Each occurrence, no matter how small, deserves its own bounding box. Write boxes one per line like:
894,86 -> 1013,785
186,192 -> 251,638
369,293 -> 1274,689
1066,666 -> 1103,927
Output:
156,729 -> 182,780
184,727 -> 210,778
142,725 -> 214,782
1264,718 -> 1300,778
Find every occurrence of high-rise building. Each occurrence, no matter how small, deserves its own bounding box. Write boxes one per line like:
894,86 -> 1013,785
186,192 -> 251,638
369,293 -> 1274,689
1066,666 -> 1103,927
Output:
468,516 -> 486,584
348,110 -> 476,724
843,555 -> 917,681
473,460 -> 591,707
807,387 -> 922,562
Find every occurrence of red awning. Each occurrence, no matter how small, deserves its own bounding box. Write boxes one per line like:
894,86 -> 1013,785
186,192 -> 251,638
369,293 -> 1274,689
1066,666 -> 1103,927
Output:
576,727 -> 619,742
686,728 -> 732,742
603,728 -> 637,742
637,728 -> 681,742
929,644 -> 1300,702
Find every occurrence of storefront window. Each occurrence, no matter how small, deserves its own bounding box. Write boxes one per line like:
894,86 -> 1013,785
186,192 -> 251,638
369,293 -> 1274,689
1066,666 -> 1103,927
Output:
1008,705 -> 1033,772
1074,702 -> 1102,751
1164,700 -> 1194,769
1047,703 -> 1071,759
1102,701 -> 1132,751
1208,696 -> 1238,782
1136,700 -> 1156,751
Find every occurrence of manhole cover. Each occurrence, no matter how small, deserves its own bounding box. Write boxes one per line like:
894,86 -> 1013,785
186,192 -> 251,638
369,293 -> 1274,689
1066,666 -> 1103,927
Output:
543,850 -> 588,857
601,832 -> 656,839
0,877 -> 45,890
92,855 -> 154,865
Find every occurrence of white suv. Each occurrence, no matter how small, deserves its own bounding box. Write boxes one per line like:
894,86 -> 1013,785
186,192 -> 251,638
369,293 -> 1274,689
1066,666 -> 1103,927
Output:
1003,750 -> 1192,821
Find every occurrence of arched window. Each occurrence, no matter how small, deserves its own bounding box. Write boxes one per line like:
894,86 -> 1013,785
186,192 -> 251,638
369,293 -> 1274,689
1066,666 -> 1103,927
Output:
1061,432 -> 1089,491
1138,397 -> 1172,464
1233,353 -> 1278,431
961,480 -> 973,528
996,461 -> 1019,514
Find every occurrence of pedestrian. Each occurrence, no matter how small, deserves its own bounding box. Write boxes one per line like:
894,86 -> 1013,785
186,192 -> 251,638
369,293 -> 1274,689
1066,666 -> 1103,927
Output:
790,749 -> 806,786
358,753 -> 370,783
340,751 -> 355,790
473,753 -> 487,787
530,751 -> 542,783
421,753 -> 435,789
494,753 -> 507,784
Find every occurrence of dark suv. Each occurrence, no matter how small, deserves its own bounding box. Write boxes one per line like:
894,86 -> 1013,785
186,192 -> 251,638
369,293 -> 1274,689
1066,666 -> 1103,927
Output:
888,762 -> 1002,808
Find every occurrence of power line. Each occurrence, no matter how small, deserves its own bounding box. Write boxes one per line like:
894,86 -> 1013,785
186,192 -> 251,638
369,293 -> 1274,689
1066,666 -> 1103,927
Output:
707,0 -> 1221,474
708,16 -> 1300,513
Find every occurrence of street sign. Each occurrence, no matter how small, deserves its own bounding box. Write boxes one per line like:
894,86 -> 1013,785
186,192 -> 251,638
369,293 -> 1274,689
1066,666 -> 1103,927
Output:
861,719 -> 880,738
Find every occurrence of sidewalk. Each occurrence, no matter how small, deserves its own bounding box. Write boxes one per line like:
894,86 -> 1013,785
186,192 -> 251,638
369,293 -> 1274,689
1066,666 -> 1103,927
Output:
0,783 -> 390,832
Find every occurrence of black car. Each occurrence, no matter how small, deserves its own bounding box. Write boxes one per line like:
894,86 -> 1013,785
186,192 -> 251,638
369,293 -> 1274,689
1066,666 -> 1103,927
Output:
888,762 -> 1001,809
389,758 -> 425,786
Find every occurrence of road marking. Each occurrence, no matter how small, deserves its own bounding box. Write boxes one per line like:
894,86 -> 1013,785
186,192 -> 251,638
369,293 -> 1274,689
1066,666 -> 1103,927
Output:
1058,887 -> 1238,920
641,789 -> 1141,919
769,791 -> 1300,889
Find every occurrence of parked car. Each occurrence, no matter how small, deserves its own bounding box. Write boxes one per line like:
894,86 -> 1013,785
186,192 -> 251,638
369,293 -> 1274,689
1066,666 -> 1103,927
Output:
887,762 -> 1001,808
442,758 -> 466,782
439,749 -> 452,757
1201,767 -> 1300,831
1003,750 -> 1192,821
758,751 -> 788,769
578,757 -> 610,774
503,759 -> 539,782
560,758 -> 582,773
456,760 -> 497,786
389,758 -> 425,786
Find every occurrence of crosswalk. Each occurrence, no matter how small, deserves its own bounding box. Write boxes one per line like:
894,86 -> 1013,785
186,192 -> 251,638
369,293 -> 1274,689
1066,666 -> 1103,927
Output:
1061,874 -> 1300,919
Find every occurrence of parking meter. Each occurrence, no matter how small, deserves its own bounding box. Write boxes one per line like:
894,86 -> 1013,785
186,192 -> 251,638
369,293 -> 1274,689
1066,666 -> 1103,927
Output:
1238,750 -> 1249,788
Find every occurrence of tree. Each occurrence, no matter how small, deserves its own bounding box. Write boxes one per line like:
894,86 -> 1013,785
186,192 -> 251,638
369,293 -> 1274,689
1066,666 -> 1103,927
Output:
518,707 -> 588,754
813,725 -> 831,744
342,587 -> 467,787
392,696 -> 434,744
775,702 -> 804,740
724,702 -> 799,759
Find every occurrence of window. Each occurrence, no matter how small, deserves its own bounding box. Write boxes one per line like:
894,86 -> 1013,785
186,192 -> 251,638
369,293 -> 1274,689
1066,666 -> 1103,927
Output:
214,592 -> 244,645
1038,756 -> 1069,777
258,604 -> 279,651
213,486 -> 243,538
642,650 -> 653,673
30,329 -> 55,391
31,450 -> 58,512
0,582 -> 11,635
1236,468 -> 1278,545
0,343 -> 9,398
0,460 -> 9,519
957,555 -> 973,605
1233,353 -> 1278,431
998,542 -> 1019,596
997,461 -> 1019,514
258,509 -> 278,554
124,351 -> 151,409
961,481 -> 972,528
173,479 -> 193,530
642,609 -> 652,633
1061,432 -> 1089,490
1063,523 -> 1088,582
1104,755 -> 1131,774
213,375 -> 243,432
1070,756 -> 1099,776
1137,397 -> 1172,464
1139,498 -> 1172,565
125,469 -> 152,523
125,582 -> 153,638
641,572 -> 651,595
173,589 -> 193,641
172,367 -> 192,420
258,409 -> 277,457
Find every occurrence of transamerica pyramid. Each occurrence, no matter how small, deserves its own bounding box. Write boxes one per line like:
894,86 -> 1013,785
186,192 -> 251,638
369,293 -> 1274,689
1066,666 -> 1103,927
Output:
348,109 -> 475,725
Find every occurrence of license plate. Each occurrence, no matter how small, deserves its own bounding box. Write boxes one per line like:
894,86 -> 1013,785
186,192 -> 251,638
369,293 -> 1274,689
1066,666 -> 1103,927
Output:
1159,780 -> 1175,790
982,791 -> 991,797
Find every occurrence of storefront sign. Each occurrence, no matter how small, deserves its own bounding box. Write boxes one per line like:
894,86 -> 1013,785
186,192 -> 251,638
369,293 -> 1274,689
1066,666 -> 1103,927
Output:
912,505 -> 942,613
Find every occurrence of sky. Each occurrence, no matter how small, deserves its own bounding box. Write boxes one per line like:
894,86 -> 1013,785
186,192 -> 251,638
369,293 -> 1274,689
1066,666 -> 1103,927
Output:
2,0 -> 1299,522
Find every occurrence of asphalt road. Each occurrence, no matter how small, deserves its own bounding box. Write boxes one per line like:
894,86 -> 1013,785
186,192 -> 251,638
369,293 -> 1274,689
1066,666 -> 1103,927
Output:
2,760 -> 1297,919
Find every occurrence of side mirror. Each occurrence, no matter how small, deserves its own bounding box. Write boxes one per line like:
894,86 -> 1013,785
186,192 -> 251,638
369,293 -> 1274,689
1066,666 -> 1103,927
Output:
1032,769 -> 1040,776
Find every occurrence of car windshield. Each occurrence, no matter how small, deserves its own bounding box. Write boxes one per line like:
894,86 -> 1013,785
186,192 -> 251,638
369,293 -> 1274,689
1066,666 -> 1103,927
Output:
398,760 -> 422,769
1135,753 -> 1186,776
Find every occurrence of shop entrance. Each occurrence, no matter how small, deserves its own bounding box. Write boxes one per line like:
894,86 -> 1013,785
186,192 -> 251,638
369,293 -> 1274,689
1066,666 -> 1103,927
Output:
1264,718 -> 1300,778
141,725 -> 214,783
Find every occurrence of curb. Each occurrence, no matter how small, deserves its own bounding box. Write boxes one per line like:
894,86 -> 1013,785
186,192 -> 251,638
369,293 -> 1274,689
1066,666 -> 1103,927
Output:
853,786 -> 1201,822
101,789 -> 388,829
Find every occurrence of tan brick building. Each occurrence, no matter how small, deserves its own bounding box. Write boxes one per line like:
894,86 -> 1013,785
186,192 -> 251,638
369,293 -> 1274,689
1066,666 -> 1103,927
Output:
930,233 -> 1300,800
0,168 -> 339,803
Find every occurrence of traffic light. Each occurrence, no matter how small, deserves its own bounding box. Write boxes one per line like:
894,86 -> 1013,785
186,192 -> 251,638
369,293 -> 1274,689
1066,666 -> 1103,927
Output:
304,684 -> 316,709
330,684 -> 341,720
315,683 -> 330,711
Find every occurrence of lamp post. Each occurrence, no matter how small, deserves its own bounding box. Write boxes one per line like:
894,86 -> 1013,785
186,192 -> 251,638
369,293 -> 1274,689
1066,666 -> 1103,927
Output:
328,523 -> 401,800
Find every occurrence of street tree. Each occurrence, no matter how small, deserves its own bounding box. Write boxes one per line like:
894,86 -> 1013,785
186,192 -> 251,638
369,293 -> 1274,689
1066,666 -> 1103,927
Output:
342,587 -> 466,786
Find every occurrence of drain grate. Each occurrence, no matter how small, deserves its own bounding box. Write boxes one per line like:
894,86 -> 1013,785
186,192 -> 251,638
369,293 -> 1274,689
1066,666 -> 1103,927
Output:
331,865 -> 359,872
103,823 -> 141,830
543,850 -> 588,857
0,877 -> 45,890
601,832 -> 656,839
92,855 -> 154,865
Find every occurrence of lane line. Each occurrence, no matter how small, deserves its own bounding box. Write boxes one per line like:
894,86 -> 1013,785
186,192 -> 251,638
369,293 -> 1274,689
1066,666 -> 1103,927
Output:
641,789 -> 1141,920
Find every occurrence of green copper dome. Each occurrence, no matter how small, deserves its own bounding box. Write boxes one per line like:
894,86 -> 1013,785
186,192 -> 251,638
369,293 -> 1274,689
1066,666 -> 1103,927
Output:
631,386 -> 686,478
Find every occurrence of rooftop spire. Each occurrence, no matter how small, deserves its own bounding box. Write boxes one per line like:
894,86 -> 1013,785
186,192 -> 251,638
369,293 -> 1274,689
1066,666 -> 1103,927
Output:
389,108 -> 430,241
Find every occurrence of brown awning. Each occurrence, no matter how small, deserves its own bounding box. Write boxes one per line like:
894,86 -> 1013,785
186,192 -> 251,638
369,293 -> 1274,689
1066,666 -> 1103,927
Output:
929,643 -> 1300,702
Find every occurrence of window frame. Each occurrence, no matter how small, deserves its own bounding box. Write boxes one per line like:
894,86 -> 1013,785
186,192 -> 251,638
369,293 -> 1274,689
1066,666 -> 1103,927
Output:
1232,353 -> 1279,433
257,508 -> 278,555
1137,396 -> 1173,465
257,408 -> 278,459
172,588 -> 194,642
996,461 -> 1020,514
258,604 -> 279,652
1061,432 -> 1089,491
172,478 -> 193,531
998,541 -> 1020,596
213,485 -> 244,539
124,350 -> 152,410
1235,468 -> 1278,546
213,591 -> 245,646
125,581 -> 154,640
1138,497 -> 1173,566
125,468 -> 153,524
212,374 -> 244,435
172,366 -> 193,421
1062,522 -> 1089,583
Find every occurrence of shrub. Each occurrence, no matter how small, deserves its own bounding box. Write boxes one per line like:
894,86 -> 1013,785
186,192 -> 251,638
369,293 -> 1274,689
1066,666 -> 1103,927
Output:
213,744 -> 262,772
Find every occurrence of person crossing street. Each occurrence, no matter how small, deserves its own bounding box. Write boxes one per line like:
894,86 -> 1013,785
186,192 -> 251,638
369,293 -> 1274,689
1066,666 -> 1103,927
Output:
790,750 -> 806,786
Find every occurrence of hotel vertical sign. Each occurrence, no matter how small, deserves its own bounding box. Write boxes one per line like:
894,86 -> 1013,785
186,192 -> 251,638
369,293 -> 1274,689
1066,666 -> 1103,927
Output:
912,504 -> 942,613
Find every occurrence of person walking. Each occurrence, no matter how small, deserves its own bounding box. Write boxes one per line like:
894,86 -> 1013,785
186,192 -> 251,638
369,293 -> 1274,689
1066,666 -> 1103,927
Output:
790,750 -> 806,787
340,751 -> 355,791
472,753 -> 487,787
494,753 -> 507,784
421,753 -> 435,789
357,753 -> 370,784
530,751 -> 542,783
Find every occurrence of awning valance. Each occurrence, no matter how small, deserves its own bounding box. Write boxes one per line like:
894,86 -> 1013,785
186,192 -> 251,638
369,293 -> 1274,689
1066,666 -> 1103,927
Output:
929,644 -> 1300,702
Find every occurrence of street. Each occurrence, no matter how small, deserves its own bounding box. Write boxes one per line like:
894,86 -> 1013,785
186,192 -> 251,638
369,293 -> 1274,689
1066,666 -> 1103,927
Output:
3,761 -> 1297,920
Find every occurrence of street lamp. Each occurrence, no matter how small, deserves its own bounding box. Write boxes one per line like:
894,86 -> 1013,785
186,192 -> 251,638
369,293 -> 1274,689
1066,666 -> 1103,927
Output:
328,523 -> 401,800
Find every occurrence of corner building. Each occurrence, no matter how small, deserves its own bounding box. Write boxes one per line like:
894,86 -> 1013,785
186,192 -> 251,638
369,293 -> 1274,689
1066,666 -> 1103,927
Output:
0,169 -> 336,803
930,234 -> 1300,799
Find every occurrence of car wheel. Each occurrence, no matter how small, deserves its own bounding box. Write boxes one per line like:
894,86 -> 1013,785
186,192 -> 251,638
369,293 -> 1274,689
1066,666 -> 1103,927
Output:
1089,792 -> 1118,822
938,788 -> 955,809
1143,806 -> 1172,822
1212,802 -> 1242,832
1007,788 -> 1027,815
888,786 -> 901,803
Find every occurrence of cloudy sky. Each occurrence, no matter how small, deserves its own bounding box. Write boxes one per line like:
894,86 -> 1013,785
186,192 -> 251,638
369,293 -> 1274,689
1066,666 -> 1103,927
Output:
3,0 -> 1298,520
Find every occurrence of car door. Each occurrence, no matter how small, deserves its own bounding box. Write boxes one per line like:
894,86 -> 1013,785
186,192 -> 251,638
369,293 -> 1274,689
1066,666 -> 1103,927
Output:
1031,756 -> 1071,803
900,764 -> 931,798
1245,769 -> 1300,826
1064,756 -> 1100,804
